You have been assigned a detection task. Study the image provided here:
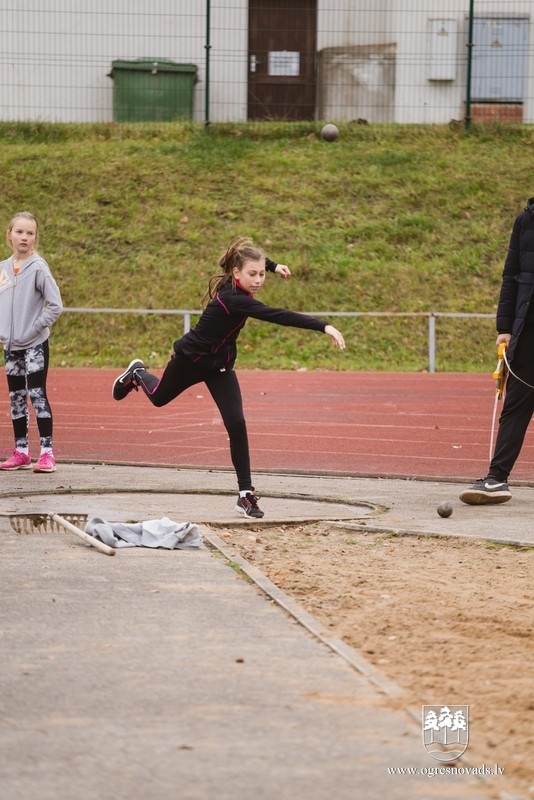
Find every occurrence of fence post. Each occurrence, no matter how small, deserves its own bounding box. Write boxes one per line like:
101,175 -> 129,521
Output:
465,0 -> 475,130
428,314 -> 436,373
204,0 -> 211,131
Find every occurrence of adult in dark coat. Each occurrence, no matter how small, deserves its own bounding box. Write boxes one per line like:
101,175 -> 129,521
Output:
461,198 -> 534,504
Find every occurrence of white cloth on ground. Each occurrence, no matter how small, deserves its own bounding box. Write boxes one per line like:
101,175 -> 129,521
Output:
85,516 -> 202,549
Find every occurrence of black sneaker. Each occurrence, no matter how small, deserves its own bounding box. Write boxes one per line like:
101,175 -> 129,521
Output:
459,477 -> 511,505
235,492 -> 264,519
112,359 -> 144,401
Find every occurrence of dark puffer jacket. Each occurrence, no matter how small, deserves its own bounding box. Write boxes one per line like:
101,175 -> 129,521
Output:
496,197 -> 534,362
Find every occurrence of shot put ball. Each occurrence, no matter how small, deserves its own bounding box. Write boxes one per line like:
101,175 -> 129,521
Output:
321,123 -> 339,142
437,501 -> 453,518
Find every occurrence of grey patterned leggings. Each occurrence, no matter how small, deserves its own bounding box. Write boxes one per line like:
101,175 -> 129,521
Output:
4,340 -> 53,450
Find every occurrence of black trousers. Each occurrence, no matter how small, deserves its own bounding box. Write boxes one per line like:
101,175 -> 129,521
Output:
135,351 -> 252,491
489,331 -> 534,482
3,340 -> 53,449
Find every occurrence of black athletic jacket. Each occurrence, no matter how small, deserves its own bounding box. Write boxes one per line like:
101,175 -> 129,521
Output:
176,264 -> 327,371
496,198 -> 534,361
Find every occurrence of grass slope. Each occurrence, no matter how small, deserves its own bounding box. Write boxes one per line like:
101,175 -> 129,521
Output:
0,120 -> 530,371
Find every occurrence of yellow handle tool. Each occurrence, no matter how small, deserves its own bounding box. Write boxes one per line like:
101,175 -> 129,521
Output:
493,342 -> 508,400
489,342 -> 508,461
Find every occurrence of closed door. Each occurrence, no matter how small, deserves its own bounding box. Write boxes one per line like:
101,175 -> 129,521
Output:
248,0 -> 317,120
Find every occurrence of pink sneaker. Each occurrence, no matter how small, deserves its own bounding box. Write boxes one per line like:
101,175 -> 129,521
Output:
33,452 -> 56,473
0,450 -> 32,470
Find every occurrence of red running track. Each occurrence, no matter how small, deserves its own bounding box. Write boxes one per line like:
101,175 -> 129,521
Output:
1,369 -> 534,483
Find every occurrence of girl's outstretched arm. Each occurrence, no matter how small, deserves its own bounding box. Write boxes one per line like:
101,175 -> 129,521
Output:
324,324 -> 345,350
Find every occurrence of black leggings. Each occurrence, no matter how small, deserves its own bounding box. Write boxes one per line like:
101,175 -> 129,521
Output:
490,331 -> 534,482
4,340 -> 53,450
135,351 -> 252,491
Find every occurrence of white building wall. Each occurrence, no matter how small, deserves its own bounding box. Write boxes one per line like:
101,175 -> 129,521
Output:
209,1 -> 249,123
391,0 -> 464,123
0,0 -> 531,124
392,0 -> 533,124
0,0 -> 208,122
317,1 -> 391,49
316,0 -> 395,123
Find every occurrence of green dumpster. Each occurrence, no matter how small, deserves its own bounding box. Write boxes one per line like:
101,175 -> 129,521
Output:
109,59 -> 197,122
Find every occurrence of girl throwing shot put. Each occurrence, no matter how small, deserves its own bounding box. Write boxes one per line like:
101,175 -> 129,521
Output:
112,236 -> 345,518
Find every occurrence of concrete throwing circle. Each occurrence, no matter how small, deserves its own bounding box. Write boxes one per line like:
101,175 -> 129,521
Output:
0,490 -> 381,527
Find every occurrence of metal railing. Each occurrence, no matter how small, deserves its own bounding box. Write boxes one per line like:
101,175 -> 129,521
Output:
63,307 -> 494,373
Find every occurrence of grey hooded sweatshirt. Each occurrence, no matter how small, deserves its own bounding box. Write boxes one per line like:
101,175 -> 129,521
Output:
0,252 -> 63,351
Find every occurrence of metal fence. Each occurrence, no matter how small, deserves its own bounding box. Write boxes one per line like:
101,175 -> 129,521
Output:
0,1 -> 531,127
62,307 -> 495,372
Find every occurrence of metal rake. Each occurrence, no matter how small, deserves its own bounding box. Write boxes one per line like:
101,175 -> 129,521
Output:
5,512 -> 115,556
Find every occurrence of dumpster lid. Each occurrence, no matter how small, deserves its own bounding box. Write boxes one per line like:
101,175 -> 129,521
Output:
110,58 -> 197,75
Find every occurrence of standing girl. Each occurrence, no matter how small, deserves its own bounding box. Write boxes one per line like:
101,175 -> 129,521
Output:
112,236 -> 345,517
0,212 -> 63,472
